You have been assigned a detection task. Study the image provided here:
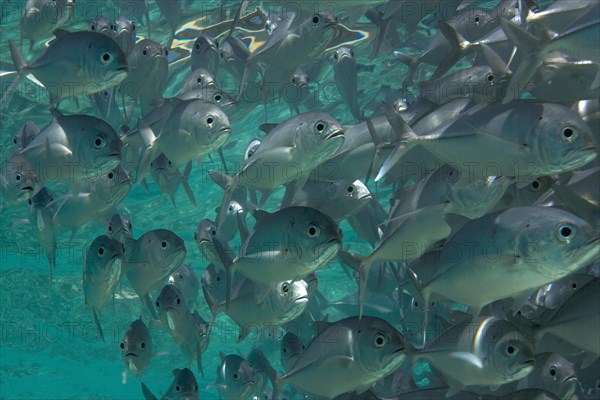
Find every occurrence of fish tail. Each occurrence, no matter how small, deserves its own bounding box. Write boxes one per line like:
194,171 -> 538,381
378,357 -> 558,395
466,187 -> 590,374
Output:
140,382 -> 158,400
0,41 -> 27,109
358,258 -> 372,320
181,161 -> 197,207
92,309 -> 105,342
375,106 -> 418,182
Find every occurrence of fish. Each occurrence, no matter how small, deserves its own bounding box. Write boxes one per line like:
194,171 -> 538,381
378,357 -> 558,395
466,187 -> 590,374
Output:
18,109 -> 122,183
194,219 -> 234,271
377,102 -> 598,185
150,154 -> 196,207
12,121 -> 40,152
90,16 -> 113,36
167,264 -> 200,309
120,39 -> 169,114
215,200 -> 244,242
141,368 -> 199,400
124,229 -> 187,319
155,284 -> 209,374
280,332 -> 305,372
282,65 -> 312,115
409,206 -> 599,341
274,316 -> 407,399
51,166 -> 132,236
190,34 -> 220,76
212,353 -> 255,400
224,206 -> 342,307
1,153 -> 40,204
3,30 -> 128,108
416,316 -> 535,396
180,68 -> 216,94
82,235 -> 124,342
110,0 -> 151,38
90,87 -> 125,129
515,352 -> 578,400
155,0 -> 181,48
113,15 -> 137,54
28,187 -> 57,283
120,319 -> 152,381
106,213 -> 133,245
247,349 -> 279,397
20,0 -> 73,51
535,279 -> 600,367
333,46 -> 363,122
138,99 -> 231,169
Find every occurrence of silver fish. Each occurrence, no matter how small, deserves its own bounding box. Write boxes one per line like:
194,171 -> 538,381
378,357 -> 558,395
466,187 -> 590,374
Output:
90,16 -> 113,36
225,206 -> 342,306
125,229 -> 186,318
107,213 -> 133,245
194,219 -> 233,271
110,0 -> 150,39
333,46 -> 362,122
83,235 -> 124,342
280,332 -> 305,372
28,187 -> 57,283
150,154 -> 196,207
141,368 -> 199,400
12,121 -> 40,152
113,15 -> 137,54
515,352 -> 578,400
4,30 -> 128,108
274,316 -> 407,399
19,109 -> 122,183
417,316 -> 535,396
120,319 -> 152,380
213,353 -> 255,400
168,263 -> 200,309
155,0 -> 181,48
180,68 -> 216,94
191,34 -> 219,75
20,0 -> 73,51
1,153 -> 40,204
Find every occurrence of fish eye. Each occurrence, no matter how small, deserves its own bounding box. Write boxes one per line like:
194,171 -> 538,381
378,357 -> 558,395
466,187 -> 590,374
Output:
560,125 -> 577,142
110,24 -> 116,31
12,137 -> 17,144
15,174 -> 21,182
571,282 -> 577,289
167,160 -> 172,166
312,15 -> 320,24
164,48 -> 168,56
213,94 -> 222,103
349,48 -> 354,57
474,15 -> 481,24
28,199 -> 32,205
292,77 -> 296,84
156,300 -> 160,307
108,172 -> 114,179
347,186 -> 353,193
216,276 -> 221,282
281,283 -> 289,293
211,228 -> 216,236
197,77 -> 203,83
120,342 -> 124,349
486,73 -> 495,83
128,222 -> 132,229
555,223 -> 575,243
100,52 -> 112,64
91,24 -> 96,30
176,296 -> 181,305
301,344 -> 305,350
530,180 -> 541,191
374,333 -> 386,348
314,120 -> 327,134
108,225 -> 113,232
206,116 -> 215,127
506,345 -> 516,356
232,372 -> 239,380
306,223 -> 320,239
214,41 -> 219,49
333,52 -> 338,60
97,247 -> 105,257
94,136 -> 105,149
195,385 -> 198,391
195,43 -> 200,50
140,341 -> 145,349
161,240 -> 168,249
175,385 -> 181,392
132,23 -> 135,31
142,48 -> 148,56
549,367 -> 556,377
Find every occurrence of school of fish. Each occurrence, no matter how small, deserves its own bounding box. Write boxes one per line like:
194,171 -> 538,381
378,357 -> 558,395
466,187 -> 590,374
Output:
0,0 -> 598,399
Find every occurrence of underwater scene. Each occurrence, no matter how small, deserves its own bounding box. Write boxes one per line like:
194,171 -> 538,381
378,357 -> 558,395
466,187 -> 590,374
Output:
0,0 -> 599,399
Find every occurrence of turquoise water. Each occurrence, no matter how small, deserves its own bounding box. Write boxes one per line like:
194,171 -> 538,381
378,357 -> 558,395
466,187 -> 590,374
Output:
0,0 -> 597,399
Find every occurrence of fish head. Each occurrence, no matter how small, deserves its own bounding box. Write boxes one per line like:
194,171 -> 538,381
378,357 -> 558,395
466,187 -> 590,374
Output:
114,16 -> 136,53
338,179 -> 372,211
273,280 -> 309,320
285,207 -> 342,267
90,15 -> 112,36
142,229 -> 187,277
333,46 -> 355,64
294,112 -> 344,163
1,154 -> 39,204
13,121 -> 39,152
120,320 -> 151,373
291,66 -> 310,87
107,213 -> 132,242
89,165 -> 131,205
150,153 -> 177,182
534,353 -> 578,400
194,219 -> 221,261
219,355 -> 255,397
192,34 -> 219,71
244,139 -> 261,161
156,284 -> 187,328
86,32 -> 129,87
186,102 -> 231,151
281,332 -> 305,371
537,106 -> 597,173
84,235 -> 124,278
74,116 -> 122,175
167,368 -> 199,400
355,317 -> 407,377
186,68 -> 216,91
300,11 -> 338,43
476,318 -> 535,383
523,208 -> 599,278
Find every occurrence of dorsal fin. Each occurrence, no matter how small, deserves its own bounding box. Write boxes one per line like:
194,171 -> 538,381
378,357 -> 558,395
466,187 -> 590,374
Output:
251,209 -> 269,222
53,29 -> 70,39
259,123 -> 277,135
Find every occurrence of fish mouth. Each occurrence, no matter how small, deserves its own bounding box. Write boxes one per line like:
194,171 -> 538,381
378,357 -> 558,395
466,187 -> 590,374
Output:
326,129 -> 344,140
563,375 -> 578,383
20,186 -> 34,192
124,352 -> 138,358
116,65 -> 129,72
293,295 -> 309,303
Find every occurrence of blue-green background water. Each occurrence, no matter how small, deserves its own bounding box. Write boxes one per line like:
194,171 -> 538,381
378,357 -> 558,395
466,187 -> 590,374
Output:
0,0 -> 567,399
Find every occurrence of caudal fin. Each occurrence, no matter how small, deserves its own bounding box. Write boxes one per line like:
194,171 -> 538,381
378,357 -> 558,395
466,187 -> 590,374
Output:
1,40 -> 28,109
